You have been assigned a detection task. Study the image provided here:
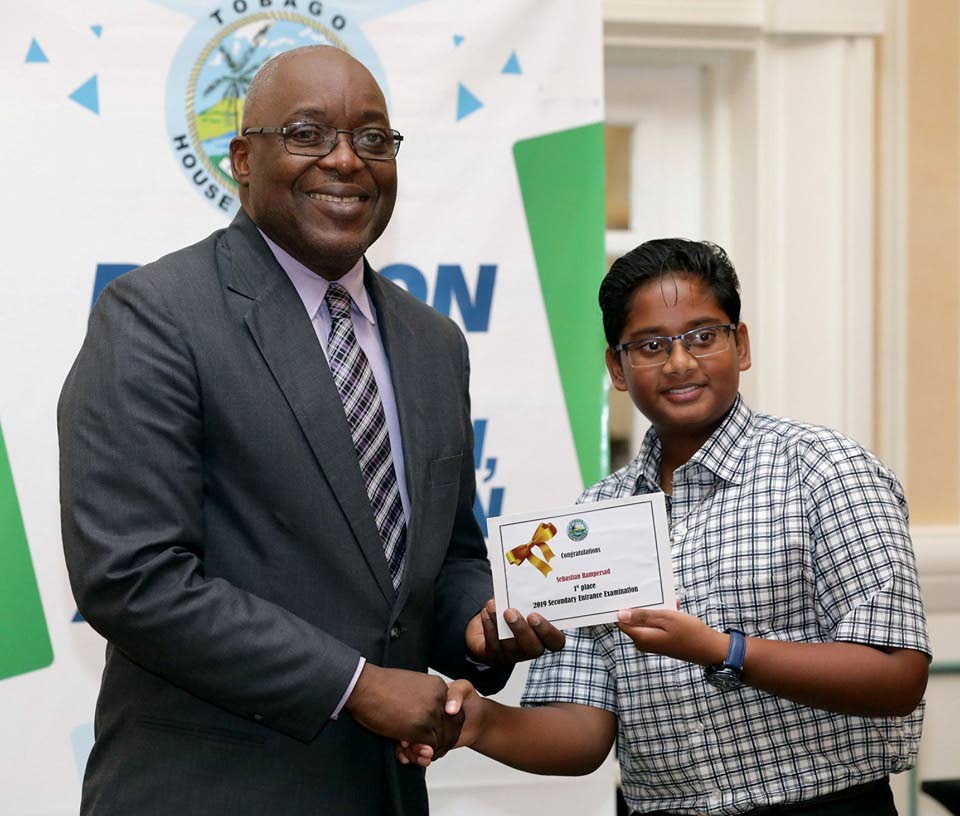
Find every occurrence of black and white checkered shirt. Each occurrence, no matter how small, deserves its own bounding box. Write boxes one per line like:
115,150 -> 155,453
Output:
522,396 -> 929,815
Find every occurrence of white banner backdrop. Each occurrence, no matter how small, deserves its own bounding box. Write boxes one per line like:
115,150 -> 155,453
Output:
1,2 -> 611,813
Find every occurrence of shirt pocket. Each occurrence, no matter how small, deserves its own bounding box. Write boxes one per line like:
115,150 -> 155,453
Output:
709,510 -> 815,633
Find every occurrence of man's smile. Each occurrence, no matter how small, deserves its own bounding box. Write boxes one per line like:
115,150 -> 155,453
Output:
304,182 -> 370,202
302,183 -> 373,218
306,193 -> 364,202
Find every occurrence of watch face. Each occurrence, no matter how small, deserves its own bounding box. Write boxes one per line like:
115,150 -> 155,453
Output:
705,668 -> 744,691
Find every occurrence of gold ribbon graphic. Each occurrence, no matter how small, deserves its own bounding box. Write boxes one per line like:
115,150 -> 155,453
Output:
506,522 -> 558,577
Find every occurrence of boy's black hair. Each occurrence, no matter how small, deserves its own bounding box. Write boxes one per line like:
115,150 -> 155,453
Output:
599,238 -> 741,347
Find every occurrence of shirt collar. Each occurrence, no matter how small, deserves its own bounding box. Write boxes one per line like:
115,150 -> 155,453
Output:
632,394 -> 755,491
258,229 -> 376,325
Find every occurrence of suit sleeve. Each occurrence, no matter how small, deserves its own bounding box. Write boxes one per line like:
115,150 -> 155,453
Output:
59,272 -> 360,743
428,328 -> 512,694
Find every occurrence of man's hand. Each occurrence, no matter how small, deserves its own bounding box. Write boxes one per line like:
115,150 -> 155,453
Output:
465,598 -> 566,666
615,607 -> 727,666
345,664 -> 463,754
396,679 -> 480,768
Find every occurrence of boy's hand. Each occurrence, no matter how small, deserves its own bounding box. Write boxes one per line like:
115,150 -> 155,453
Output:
395,679 -> 482,768
616,607 -> 729,667
465,598 -> 566,666
395,740 -> 434,767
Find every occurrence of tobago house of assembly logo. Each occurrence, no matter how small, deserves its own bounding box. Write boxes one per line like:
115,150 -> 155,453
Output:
165,2 -> 389,214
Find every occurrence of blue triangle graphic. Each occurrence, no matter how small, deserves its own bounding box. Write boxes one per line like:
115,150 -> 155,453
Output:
90,24 -> 103,38
453,34 -> 464,47
456,82 -> 483,121
25,38 -> 49,63
72,609 -> 85,623
502,51 -> 521,75
69,75 -> 100,115
93,263 -> 138,306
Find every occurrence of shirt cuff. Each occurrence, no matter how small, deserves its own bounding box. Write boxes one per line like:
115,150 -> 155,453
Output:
331,656 -> 366,720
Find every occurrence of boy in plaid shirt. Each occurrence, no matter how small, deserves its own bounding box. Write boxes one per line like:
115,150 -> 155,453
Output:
401,239 -> 930,816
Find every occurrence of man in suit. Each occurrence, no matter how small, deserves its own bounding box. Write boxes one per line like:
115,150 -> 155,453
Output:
59,45 -> 562,815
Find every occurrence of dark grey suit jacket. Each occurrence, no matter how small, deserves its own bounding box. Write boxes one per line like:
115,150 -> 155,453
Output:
59,210 -> 509,815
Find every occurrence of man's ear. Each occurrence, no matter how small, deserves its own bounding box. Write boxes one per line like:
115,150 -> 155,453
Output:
229,136 -> 251,188
735,322 -> 751,372
605,347 -> 628,392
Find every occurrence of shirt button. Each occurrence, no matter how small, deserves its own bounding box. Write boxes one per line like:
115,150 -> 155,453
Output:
390,624 -> 402,640
253,713 -> 263,722
690,721 -> 704,734
673,523 -> 687,538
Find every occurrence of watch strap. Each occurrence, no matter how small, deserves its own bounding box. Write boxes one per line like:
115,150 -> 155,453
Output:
723,629 -> 746,671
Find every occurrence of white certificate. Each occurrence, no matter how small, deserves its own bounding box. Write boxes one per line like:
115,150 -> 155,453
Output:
487,493 -> 675,639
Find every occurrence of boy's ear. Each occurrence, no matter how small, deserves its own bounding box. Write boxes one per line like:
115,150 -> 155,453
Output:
605,347 -> 628,392
735,322 -> 751,372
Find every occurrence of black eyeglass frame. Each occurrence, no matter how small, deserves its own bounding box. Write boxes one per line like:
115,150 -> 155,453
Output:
241,123 -> 404,161
615,323 -> 739,368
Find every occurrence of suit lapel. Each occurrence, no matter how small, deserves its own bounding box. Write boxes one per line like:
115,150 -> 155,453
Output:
222,211 -> 396,606
365,268 -> 430,612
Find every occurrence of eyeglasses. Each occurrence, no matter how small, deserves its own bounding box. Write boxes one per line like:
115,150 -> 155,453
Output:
615,324 -> 738,368
242,122 -> 403,161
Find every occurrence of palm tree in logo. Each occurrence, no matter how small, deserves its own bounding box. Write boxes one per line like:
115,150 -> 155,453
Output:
204,23 -> 271,134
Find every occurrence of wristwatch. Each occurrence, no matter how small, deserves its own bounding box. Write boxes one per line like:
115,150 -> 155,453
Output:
704,629 -> 746,691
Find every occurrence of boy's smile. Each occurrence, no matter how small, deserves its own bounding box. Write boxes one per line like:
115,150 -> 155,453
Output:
606,274 -> 751,454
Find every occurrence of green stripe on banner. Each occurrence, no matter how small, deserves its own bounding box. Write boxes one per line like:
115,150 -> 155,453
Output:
514,123 -> 608,487
0,422 -> 53,680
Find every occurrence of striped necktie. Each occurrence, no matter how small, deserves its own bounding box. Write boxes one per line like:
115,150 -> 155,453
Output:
324,283 -> 406,589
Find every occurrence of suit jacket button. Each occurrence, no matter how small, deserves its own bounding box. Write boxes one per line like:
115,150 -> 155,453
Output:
390,625 -> 402,640
253,713 -> 264,722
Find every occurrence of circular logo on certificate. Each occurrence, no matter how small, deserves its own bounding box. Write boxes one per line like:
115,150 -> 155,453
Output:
165,5 -> 389,215
566,518 -> 588,542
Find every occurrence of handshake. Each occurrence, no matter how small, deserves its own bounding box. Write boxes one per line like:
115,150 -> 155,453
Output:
349,605 -> 706,778
344,599 -> 565,761
394,677 -> 479,767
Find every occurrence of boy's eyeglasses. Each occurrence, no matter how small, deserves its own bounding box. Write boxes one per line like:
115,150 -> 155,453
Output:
616,324 -> 738,368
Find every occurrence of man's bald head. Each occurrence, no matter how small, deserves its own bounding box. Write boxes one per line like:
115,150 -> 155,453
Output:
242,45 -> 383,132
229,43 -> 398,279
